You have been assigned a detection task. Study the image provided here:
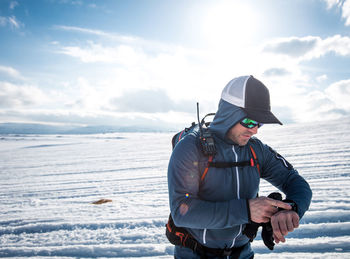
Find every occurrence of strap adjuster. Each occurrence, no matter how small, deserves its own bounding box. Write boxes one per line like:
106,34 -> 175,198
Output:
222,248 -> 233,256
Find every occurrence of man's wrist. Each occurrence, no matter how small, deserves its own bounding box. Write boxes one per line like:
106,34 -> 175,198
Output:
282,199 -> 298,214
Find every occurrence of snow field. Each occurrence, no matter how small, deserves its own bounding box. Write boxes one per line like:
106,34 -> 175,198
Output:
1,119 -> 350,258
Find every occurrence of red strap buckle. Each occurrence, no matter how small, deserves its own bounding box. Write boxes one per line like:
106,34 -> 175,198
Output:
250,158 -> 254,167
175,232 -> 185,244
166,223 -> 172,233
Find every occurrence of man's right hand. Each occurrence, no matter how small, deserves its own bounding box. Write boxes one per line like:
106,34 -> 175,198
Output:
248,197 -> 292,223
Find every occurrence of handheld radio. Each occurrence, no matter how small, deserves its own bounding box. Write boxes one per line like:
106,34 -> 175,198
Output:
197,103 -> 216,156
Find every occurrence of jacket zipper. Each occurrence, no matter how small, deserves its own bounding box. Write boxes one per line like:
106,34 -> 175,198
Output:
232,146 -> 240,199
230,146 -> 241,248
203,228 -> 207,244
201,146 -> 242,247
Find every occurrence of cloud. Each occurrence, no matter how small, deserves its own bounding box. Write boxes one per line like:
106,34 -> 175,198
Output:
344,0 -> 350,25
9,1 -> 19,10
320,34 -> 350,56
55,27 -> 166,67
0,74 -> 197,128
325,78 -> 350,109
53,28 -> 220,109
54,0 -> 82,5
323,0 -> 343,9
52,28 -> 349,126
88,3 -> 97,8
0,65 -> 22,78
58,42 -> 144,64
0,108 -> 191,130
316,74 -> 328,82
263,37 -> 318,57
54,25 -> 174,52
263,68 -> 290,77
263,35 -> 350,60
110,89 -> 194,113
13,24 -> 347,127
0,81 -> 48,108
55,26 -> 138,43
0,15 -> 23,29
271,78 -> 350,123
323,0 -> 350,26
291,90 -> 340,122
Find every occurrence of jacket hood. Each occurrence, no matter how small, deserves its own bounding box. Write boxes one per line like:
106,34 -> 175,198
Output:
209,99 -> 247,142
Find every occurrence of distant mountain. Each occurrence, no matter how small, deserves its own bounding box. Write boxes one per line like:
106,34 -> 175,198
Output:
0,123 -> 72,134
0,123 -> 175,134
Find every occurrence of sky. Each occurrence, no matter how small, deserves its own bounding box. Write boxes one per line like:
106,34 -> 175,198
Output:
0,0 -> 350,129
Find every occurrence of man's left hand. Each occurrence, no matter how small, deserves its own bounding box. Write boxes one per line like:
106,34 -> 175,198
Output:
270,210 -> 299,243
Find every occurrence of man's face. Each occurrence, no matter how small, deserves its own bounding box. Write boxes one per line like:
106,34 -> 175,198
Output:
226,122 -> 258,146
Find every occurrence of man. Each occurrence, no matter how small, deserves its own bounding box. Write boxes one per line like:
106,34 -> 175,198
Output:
167,75 -> 312,259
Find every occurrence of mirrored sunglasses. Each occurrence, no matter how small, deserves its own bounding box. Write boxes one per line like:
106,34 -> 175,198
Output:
240,118 -> 263,129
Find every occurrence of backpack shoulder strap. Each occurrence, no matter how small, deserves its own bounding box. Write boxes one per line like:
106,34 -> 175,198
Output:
200,155 -> 214,181
249,145 -> 261,177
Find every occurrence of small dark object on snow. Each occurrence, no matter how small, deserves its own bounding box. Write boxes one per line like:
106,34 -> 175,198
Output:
91,199 -> 112,205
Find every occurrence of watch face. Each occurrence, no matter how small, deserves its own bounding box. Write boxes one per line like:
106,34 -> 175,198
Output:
279,200 -> 298,213
285,202 -> 297,212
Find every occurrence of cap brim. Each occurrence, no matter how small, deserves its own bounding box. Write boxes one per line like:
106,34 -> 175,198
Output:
242,107 -> 283,125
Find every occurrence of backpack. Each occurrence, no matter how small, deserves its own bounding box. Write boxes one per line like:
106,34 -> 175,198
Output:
171,112 -> 260,180
172,112 -> 216,153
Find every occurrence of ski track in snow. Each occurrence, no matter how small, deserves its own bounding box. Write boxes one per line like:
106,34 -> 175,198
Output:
1,119 -> 350,258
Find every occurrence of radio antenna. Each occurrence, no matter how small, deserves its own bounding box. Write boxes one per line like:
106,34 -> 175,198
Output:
197,102 -> 203,136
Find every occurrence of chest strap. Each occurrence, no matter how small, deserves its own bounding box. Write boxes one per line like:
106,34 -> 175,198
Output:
201,145 -> 260,181
208,160 -> 252,168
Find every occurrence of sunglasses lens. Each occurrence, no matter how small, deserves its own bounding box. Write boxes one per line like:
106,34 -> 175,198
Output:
241,118 -> 262,128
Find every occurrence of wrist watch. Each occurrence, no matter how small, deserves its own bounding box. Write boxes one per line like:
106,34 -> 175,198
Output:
283,199 -> 298,213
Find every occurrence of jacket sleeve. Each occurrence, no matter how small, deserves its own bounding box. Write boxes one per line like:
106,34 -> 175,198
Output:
258,141 -> 312,219
168,134 -> 250,229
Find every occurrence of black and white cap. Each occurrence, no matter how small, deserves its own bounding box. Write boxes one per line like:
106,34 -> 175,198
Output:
221,75 -> 282,125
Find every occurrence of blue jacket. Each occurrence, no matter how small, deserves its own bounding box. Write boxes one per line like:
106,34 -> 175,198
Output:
167,99 -> 312,249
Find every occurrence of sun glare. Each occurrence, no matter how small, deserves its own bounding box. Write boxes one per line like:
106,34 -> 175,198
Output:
201,1 -> 258,48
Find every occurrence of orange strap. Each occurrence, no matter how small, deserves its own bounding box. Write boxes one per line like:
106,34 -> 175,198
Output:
175,231 -> 187,246
249,145 -> 260,176
201,155 -> 213,181
178,130 -> 185,142
166,222 -> 172,233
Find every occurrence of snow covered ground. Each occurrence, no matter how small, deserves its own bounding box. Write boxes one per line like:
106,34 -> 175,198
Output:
1,119 -> 350,258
